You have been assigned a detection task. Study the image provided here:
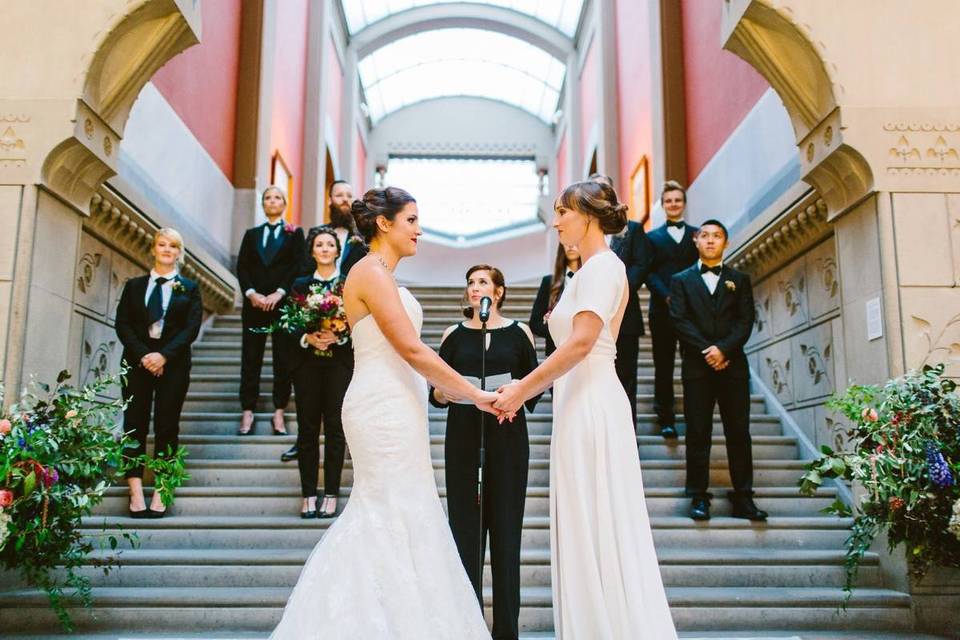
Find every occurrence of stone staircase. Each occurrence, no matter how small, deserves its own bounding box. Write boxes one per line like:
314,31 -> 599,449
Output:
0,285 -> 918,637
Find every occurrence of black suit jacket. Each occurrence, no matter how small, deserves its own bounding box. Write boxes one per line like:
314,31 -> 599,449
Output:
645,222 -> 699,313
286,275 -> 354,373
300,227 -> 368,278
611,220 -> 651,336
115,274 -> 203,367
530,275 -> 558,357
237,223 -> 305,324
668,264 -> 755,380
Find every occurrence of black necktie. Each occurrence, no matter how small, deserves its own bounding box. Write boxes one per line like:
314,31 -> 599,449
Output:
700,264 -> 722,276
146,277 -> 168,324
314,277 -> 336,288
264,223 -> 282,262
566,270 -> 575,279
667,220 -> 684,229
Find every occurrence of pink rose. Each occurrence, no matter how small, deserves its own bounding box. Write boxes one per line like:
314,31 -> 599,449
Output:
0,419 -> 10,435
64,410 -> 78,419
861,408 -> 879,422
0,489 -> 13,507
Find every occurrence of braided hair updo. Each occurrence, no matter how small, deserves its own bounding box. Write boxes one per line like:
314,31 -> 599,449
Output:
554,180 -> 628,235
351,187 -> 417,243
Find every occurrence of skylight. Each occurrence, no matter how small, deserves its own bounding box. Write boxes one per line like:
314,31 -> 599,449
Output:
358,28 -> 566,124
384,156 -> 542,238
342,0 -> 585,37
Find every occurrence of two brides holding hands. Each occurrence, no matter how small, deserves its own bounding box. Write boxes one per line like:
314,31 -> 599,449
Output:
271,181 -> 677,639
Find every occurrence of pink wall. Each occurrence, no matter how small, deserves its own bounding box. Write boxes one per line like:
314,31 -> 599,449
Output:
269,0 -> 310,223
578,40 -> 599,174
325,36 -> 345,160
355,127 -> 367,193
615,0 -> 655,220
152,0 -> 242,181
681,0 -> 769,182
555,131 -> 568,192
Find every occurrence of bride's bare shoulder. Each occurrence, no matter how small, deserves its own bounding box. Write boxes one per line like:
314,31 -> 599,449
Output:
344,257 -> 392,293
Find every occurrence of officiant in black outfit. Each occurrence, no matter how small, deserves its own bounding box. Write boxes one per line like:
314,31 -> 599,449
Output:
116,228 -> 202,518
669,219 -> 767,522
235,186 -> 305,436
287,226 -> 353,519
283,179 -> 366,463
645,181 -> 698,439
430,265 -> 541,640
529,244 -> 580,358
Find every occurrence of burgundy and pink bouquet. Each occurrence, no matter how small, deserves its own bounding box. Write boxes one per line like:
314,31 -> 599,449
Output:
260,280 -> 350,357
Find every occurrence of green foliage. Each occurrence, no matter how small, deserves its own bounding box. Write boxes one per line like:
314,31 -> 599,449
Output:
0,369 -> 138,630
140,445 -> 189,508
799,364 -> 960,605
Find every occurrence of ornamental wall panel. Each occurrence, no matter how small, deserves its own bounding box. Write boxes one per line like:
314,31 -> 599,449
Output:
790,322 -> 834,403
78,313 -> 122,399
108,250 -> 141,322
75,232 -> 112,317
899,287 -> 960,375
757,339 -> 794,407
804,239 -> 840,320
770,256 -> 808,336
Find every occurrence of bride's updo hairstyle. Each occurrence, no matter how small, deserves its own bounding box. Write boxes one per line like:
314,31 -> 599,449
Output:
555,180 -> 628,235
351,186 -> 417,243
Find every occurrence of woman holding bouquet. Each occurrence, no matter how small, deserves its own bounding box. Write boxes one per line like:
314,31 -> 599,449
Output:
288,226 -> 352,518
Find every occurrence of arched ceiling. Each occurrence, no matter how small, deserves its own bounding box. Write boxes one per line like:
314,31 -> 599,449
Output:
343,0 -> 585,37
358,28 -> 566,124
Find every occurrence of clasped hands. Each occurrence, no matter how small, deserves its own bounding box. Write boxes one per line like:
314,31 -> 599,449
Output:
248,290 -> 284,312
141,352 -> 167,377
475,381 -> 525,424
305,330 -> 337,351
702,345 -> 729,371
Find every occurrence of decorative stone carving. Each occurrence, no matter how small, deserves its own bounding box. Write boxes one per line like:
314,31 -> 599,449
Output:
758,340 -> 794,406
78,315 -> 123,399
728,194 -> 831,282
771,258 -> 808,336
791,323 -> 834,402
385,141 -> 537,158
883,122 -> 960,177
900,288 -> 960,377
75,232 -> 112,316
805,239 -> 840,319
109,251 -> 141,321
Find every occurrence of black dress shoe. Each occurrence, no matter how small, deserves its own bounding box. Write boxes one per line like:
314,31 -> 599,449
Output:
729,492 -> 768,521
280,445 -> 299,462
689,497 -> 711,521
659,424 -> 678,439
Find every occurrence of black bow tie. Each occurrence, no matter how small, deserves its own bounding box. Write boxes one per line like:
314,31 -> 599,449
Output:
700,264 -> 722,276
566,270 -> 575,279
667,220 -> 684,229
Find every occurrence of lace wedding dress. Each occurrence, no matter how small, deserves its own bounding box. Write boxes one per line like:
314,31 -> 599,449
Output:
547,251 -> 678,639
271,287 -> 491,639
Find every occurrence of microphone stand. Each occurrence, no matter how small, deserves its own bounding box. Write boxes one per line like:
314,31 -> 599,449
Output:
474,298 -> 490,605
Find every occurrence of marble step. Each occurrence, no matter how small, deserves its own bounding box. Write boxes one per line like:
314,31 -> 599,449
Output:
93,485 -> 836,518
0,586 -> 912,633
79,515 -> 858,550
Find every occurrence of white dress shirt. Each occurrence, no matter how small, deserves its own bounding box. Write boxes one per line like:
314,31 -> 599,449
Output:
145,269 -> 178,339
300,269 -> 341,349
666,221 -> 685,244
333,227 -> 350,271
698,260 -> 722,295
564,268 -> 576,286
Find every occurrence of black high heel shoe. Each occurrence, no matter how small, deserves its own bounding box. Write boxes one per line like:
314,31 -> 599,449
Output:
318,496 -> 338,519
128,507 -> 150,519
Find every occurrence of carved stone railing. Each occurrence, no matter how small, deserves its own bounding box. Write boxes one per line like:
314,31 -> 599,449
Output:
87,188 -> 235,312
727,193 -> 831,282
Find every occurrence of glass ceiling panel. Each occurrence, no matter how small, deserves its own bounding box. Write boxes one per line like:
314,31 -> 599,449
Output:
359,29 -> 566,124
343,0 -> 586,37
384,156 -> 542,238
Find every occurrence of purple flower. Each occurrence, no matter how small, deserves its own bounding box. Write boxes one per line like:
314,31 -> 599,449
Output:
927,443 -> 955,489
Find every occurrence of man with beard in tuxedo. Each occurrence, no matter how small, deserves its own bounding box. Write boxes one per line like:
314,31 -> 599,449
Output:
283,179 -> 367,462
669,219 -> 766,522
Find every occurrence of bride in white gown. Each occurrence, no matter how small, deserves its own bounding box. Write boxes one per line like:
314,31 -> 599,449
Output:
494,180 -> 678,639
271,186 -> 496,640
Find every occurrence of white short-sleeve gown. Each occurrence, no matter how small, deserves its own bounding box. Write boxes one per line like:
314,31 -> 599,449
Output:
270,287 -> 491,640
547,251 -> 678,639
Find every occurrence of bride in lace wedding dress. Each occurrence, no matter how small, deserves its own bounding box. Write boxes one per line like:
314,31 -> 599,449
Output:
271,187 -> 496,640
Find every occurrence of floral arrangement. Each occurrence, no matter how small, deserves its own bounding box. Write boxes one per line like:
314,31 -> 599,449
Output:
254,279 -> 350,357
799,363 -> 960,604
0,370 -> 135,630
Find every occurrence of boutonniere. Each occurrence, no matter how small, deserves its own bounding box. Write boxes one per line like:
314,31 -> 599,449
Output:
724,280 -> 737,292
283,222 -> 297,234
171,278 -> 187,295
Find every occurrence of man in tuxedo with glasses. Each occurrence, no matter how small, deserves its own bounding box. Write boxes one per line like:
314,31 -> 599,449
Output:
669,219 -> 766,522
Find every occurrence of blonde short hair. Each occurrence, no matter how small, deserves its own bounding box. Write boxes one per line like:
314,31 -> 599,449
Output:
661,180 -> 687,203
262,185 -> 288,207
152,227 -> 185,266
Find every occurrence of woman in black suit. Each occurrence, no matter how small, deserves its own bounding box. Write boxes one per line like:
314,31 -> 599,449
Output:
115,228 -> 203,518
529,244 -> 581,357
430,265 -> 541,640
288,226 -> 353,519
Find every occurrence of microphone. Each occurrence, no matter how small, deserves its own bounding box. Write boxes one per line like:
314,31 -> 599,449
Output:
478,296 -> 492,323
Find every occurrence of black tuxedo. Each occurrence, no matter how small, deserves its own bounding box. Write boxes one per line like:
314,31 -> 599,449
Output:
669,264 -> 756,498
611,221 -> 652,425
235,222 -> 305,411
645,222 -> 699,426
288,275 -> 353,498
529,275 -> 559,357
115,274 -> 203,478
